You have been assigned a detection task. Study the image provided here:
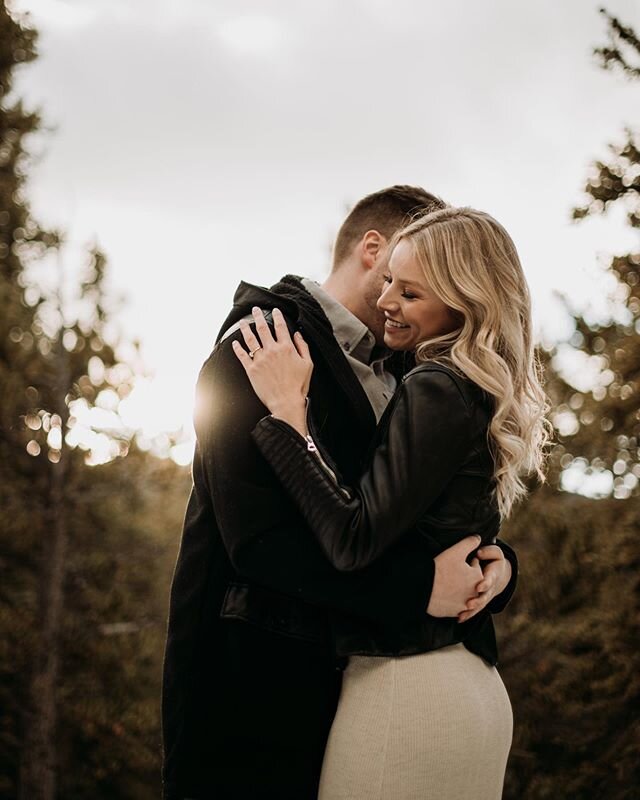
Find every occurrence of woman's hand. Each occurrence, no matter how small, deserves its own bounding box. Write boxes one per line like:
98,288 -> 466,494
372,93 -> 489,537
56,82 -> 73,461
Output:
232,307 -> 314,437
456,545 -> 512,623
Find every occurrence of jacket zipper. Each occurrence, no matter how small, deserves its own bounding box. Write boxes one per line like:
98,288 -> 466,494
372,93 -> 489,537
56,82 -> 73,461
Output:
302,399 -> 351,499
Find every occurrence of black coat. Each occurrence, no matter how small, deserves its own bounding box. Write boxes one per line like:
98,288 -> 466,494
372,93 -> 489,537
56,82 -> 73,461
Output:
253,362 -> 504,662
161,276 -> 518,800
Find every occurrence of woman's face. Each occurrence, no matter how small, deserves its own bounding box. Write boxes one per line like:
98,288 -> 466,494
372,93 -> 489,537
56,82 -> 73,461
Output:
377,238 -> 460,351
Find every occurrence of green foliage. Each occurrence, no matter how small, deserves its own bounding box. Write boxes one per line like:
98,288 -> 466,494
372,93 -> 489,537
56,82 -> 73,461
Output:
547,15 -> 640,498
572,131 -> 640,227
498,9 -> 640,798
499,490 -> 640,800
54,451 -> 189,799
0,3 -> 190,798
595,8 -> 640,79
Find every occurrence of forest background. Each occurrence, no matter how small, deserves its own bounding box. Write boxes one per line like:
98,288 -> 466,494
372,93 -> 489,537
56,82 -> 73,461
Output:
1,1 -> 639,798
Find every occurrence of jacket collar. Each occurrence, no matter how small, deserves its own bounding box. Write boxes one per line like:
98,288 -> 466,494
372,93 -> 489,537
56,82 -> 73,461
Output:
216,279 -> 301,342
216,275 -> 378,441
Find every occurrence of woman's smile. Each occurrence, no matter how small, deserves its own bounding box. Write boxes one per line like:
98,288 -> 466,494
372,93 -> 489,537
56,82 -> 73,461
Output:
377,238 -> 459,351
384,316 -> 410,331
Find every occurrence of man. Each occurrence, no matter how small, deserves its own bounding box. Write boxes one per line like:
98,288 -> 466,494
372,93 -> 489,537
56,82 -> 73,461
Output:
162,186 -> 517,800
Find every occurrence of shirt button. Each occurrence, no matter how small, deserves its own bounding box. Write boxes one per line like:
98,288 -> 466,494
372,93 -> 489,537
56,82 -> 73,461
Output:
344,342 -> 350,352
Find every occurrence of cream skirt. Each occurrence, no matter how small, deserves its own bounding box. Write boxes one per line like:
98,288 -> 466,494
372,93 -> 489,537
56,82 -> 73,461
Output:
318,643 -> 513,800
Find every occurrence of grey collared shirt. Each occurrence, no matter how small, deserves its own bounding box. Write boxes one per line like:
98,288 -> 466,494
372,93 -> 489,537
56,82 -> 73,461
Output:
301,278 -> 396,422
221,280 -> 397,422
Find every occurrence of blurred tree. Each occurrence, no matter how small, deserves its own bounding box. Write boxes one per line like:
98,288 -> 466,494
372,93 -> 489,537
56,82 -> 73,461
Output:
498,8 -> 640,799
0,3 -> 190,799
547,7 -> 640,500
593,7 -> 640,79
0,3 -> 58,795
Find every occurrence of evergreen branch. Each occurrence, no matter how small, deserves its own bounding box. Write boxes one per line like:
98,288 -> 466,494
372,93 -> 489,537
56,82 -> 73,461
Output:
595,9 -> 640,78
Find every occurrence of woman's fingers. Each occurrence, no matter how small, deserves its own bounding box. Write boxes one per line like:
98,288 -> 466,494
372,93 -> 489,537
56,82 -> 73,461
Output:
457,583 -> 497,623
476,569 -> 497,594
238,319 -> 261,354
477,545 -> 504,563
235,309 -> 311,389
231,339 -> 252,371
293,330 -> 311,360
457,551 -> 501,624
272,307 -> 293,346
475,546 -> 503,594
252,306 -> 276,349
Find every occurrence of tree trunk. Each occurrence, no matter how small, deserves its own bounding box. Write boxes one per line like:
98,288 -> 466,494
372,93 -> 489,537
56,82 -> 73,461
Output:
18,459 -> 68,800
19,297 -> 70,800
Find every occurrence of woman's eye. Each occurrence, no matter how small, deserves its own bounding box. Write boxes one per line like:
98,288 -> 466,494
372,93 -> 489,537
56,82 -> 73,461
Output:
401,291 -> 416,300
383,273 -> 392,284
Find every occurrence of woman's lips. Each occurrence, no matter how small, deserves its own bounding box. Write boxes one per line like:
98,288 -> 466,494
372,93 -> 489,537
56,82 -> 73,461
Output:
385,318 -> 409,330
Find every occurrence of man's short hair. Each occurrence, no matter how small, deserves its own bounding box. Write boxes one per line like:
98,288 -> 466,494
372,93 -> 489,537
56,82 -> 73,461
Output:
332,185 -> 446,269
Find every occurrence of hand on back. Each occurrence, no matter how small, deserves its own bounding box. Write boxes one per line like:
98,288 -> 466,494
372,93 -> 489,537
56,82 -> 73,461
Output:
232,307 -> 313,420
427,536 -> 511,622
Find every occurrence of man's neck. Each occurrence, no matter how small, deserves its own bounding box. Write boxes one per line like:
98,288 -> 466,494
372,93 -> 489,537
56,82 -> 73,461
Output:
320,272 -> 361,320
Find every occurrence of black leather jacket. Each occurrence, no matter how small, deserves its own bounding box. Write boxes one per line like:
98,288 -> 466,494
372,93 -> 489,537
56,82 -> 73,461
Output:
252,362 -> 505,664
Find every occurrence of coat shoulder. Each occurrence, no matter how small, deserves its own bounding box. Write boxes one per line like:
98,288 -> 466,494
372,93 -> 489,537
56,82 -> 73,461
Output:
402,362 -> 475,409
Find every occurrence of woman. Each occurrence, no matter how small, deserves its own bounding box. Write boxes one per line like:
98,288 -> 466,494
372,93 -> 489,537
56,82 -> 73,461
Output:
232,207 -> 549,799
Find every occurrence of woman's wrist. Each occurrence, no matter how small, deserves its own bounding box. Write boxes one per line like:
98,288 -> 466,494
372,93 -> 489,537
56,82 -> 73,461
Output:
269,397 -> 308,438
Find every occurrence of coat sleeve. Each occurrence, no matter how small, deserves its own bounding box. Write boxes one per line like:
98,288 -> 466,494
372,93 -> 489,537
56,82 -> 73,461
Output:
252,367 -> 478,571
197,328 -> 437,625
252,366 -> 518,607
486,537 -> 518,613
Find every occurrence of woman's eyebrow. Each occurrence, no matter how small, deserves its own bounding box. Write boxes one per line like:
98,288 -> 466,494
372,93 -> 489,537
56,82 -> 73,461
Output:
392,274 -> 423,289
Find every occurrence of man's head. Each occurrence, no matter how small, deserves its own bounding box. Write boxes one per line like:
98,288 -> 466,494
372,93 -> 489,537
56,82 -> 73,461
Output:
325,185 -> 446,343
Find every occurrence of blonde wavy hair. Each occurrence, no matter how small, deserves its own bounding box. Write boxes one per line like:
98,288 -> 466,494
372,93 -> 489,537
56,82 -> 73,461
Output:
393,206 -> 551,519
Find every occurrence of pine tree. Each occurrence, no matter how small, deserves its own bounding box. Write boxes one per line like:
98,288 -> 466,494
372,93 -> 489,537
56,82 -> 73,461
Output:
547,8 -> 640,501
0,4 -> 57,794
0,4 -> 190,797
497,9 -> 640,799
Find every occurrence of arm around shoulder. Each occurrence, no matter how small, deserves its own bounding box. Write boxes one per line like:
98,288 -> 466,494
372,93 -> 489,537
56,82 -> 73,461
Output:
252,367 -> 475,572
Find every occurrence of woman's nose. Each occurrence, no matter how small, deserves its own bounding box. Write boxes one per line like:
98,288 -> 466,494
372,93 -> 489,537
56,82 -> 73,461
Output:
377,286 -> 395,312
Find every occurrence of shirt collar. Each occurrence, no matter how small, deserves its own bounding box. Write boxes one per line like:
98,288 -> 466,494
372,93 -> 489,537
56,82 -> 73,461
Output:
301,278 -> 390,366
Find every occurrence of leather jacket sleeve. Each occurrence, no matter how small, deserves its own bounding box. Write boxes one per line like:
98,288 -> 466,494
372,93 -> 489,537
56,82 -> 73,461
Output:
253,365 -> 518,609
198,329 -> 438,625
253,367 -> 479,571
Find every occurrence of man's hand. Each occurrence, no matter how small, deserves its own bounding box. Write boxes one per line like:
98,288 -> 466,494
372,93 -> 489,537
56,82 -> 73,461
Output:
456,544 -> 512,623
426,536 -> 484,618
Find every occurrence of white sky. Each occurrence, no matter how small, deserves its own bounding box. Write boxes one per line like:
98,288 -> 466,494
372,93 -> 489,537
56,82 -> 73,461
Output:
10,0 -> 640,455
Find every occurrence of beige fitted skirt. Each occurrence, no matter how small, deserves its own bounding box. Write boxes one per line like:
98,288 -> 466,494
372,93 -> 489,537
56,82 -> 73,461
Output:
318,643 -> 513,800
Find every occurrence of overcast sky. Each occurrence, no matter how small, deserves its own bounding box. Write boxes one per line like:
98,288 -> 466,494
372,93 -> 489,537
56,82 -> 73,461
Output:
11,0 -> 640,454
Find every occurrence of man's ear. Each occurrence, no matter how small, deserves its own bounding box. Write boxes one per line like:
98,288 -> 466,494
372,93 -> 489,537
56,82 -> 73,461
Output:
359,230 -> 388,270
